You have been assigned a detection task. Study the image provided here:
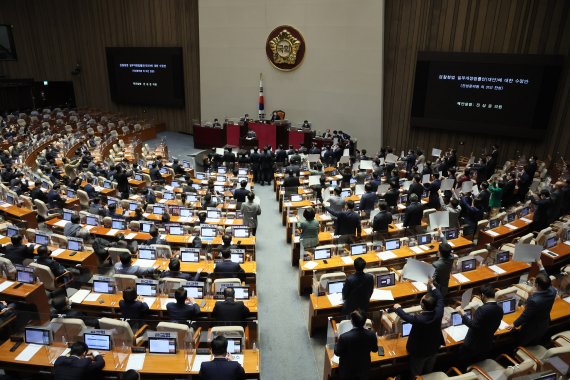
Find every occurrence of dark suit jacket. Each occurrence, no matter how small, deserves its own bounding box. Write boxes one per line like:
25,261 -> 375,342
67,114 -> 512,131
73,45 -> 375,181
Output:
342,272 -> 374,314
199,357 -> 245,380
373,210 -> 393,232
463,302 -> 503,353
359,192 -> 378,213
31,187 -> 48,203
408,182 -> 424,200
3,244 -> 34,265
54,355 -> 104,380
166,301 -> 200,324
119,299 -> 149,321
334,327 -> 378,378
514,278 -> 557,345
432,256 -> 454,297
427,179 -> 441,209
214,260 -> 245,281
233,188 -> 250,203
83,183 -> 97,199
283,176 -> 300,188
404,202 -> 423,228
396,287 -> 444,357
384,188 -> 399,208
327,208 -> 362,236
213,299 -> 250,322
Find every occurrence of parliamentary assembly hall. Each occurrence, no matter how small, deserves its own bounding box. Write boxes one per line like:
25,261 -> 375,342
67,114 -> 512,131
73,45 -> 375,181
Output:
0,0 -> 568,379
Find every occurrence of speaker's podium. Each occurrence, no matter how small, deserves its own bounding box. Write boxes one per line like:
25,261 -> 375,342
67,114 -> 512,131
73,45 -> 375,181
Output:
240,137 -> 259,150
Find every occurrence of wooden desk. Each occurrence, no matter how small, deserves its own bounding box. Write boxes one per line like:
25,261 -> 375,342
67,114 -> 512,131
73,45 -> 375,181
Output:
297,237 -> 473,294
0,340 -> 260,378
0,278 -> 50,323
48,247 -> 99,273
0,203 -> 37,228
477,215 -> 534,248
307,260 -> 530,336
45,218 -> 152,241
542,241 -> 570,269
322,298 -> 570,379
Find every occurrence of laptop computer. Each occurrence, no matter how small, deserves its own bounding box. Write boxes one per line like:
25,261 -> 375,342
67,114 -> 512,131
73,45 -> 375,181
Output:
24,328 -> 51,345
350,243 -> 367,256
498,298 -> 517,314
460,258 -> 477,272
327,280 -> 345,294
384,239 -> 401,251
148,337 -> 177,354
180,248 -> 200,263
314,247 -> 332,260
377,272 -> 396,288
417,234 -> 432,245
92,280 -> 114,294
83,333 -> 112,351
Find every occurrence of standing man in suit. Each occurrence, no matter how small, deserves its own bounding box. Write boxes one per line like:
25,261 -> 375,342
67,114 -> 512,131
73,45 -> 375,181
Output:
408,175 -> 424,200
455,284 -> 503,368
212,287 -> 250,323
508,259 -> 556,345
54,341 -> 105,380
214,249 -> 246,282
326,200 -> 362,243
199,336 -> 245,380
358,183 -> 378,216
394,279 -> 444,377
432,228 -> 454,297
404,194 -> 423,234
334,309 -> 378,380
327,187 -> 346,213
114,165 -> 132,200
426,173 -> 441,209
342,257 -> 374,315
372,201 -> 393,240
530,189 -> 552,232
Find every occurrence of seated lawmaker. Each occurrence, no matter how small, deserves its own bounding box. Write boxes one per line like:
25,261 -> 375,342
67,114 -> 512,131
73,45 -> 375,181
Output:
114,252 -> 156,277
119,286 -> 150,330
54,341 -> 105,380
166,287 -> 200,324
199,336 -> 246,380
212,287 -> 250,323
3,234 -> 34,265
214,249 -> 246,282
160,257 -> 195,281
63,214 -> 83,237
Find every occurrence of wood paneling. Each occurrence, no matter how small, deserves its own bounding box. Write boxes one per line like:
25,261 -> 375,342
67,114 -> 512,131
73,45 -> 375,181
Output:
0,0 -> 200,133
383,0 -> 570,166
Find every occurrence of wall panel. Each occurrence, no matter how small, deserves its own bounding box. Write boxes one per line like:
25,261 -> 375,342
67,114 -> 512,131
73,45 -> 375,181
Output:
383,0 -> 570,167
0,0 -> 200,133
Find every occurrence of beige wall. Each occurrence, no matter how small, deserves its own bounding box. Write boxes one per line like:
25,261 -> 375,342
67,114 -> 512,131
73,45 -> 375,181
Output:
199,0 -> 384,150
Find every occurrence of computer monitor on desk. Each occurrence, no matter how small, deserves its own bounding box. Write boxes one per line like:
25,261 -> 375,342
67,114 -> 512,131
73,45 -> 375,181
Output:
153,206 -> 165,215
489,218 -> 500,229
417,234 -> 432,245
24,328 -> 51,345
384,239 -> 400,251
86,215 -> 100,226
66,189 -> 75,199
495,251 -> 510,264
183,285 -> 204,299
230,251 -> 245,264
140,221 -> 154,233
290,194 -> 302,202
180,248 -> 200,263
498,298 -> 517,314
180,208 -> 192,218
201,225 -> 218,239
506,212 -> 516,223
207,209 -> 221,219
136,283 -> 157,297
67,237 -> 83,252
377,273 -> 396,288
226,338 -> 242,354
84,333 -> 112,351
138,247 -> 157,260
6,225 -> 18,237
350,243 -> 367,256
314,247 -> 332,260
444,228 -> 459,240
341,189 -> 351,198
166,224 -> 184,236
148,337 -> 177,354
327,280 -> 345,294
35,233 -> 49,246
217,167 -> 227,174
111,219 -> 125,230
93,280 -> 114,294
233,286 -> 250,300
519,207 -> 530,217
545,236 -> 558,249
460,258 -> 477,272
450,310 -> 472,326
233,227 -> 249,238
238,168 -> 248,176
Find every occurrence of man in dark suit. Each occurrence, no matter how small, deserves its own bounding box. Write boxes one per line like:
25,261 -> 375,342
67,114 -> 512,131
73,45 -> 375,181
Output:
3,234 -> 34,265
530,189 -> 552,232
199,335 -> 245,380
408,175 -> 424,200
166,287 -> 200,325
30,180 -> 48,204
426,173 -> 441,209
342,257 -> 374,315
432,231 -> 454,297
47,183 -> 65,210
214,249 -> 246,282
404,194 -> 423,234
119,286 -> 150,330
149,163 -> 162,182
508,259 -> 557,345
54,341 -> 105,380
83,177 -> 98,199
358,183 -> 378,215
383,182 -> 400,210
372,202 -> 393,238
233,180 -> 250,205
394,279 -> 444,377
36,245 -> 67,278
114,165 -> 132,199
476,181 -> 491,213
455,284 -> 503,368
212,287 -> 250,323
326,200 -> 362,242
282,170 -> 300,189
334,309 -> 378,380
160,257 -> 194,281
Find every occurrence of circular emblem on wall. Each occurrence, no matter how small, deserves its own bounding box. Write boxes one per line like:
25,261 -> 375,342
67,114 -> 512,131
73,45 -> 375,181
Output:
266,25 -> 306,71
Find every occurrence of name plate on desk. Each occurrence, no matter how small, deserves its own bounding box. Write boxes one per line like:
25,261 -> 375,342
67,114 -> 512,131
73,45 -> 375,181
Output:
377,251 -> 397,261
486,230 -> 499,237
452,273 -> 470,283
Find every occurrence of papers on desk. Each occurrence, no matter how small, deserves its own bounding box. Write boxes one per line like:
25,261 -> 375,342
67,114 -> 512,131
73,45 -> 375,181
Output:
327,293 -> 344,306
486,230 -> 499,237
503,223 -> 517,230
341,256 -> 353,265
331,354 -> 340,365
160,298 -> 176,309
143,213 -> 150,218
84,225 -> 95,231
563,296 -> 570,304
126,353 -> 146,371
377,251 -> 397,261
0,281 -> 14,292
419,245 -> 431,251
410,246 -> 424,254
0,203 -> 10,208
360,160 -> 374,170
93,186 -> 103,192
158,199 -> 168,204
489,265 -> 506,274
498,320 -> 510,330
444,325 -> 469,342
142,297 -> 156,307
69,289 -> 90,303
412,282 -> 428,292
283,202 -> 292,208
205,219 -> 220,224
15,344 -> 42,361
54,220 -> 68,227
429,211 -> 449,229
402,258 -> 435,283
50,348 -> 71,363
452,273 -> 470,283
125,232 -> 138,240
106,229 -> 119,236
521,217 -> 532,223
303,261 -> 318,270
564,240 -> 570,246
51,248 -> 66,257
513,243 -> 543,263
84,292 -> 101,302
135,259 -> 156,268
371,289 -> 394,301
191,354 -> 212,372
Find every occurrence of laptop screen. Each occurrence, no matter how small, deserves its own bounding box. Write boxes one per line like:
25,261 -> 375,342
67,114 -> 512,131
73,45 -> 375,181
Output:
35,233 -> 49,246
489,218 -> 500,229
545,236 -> 558,249
86,215 -> 99,226
136,283 -> 157,297
402,322 -> 412,337
377,273 -> 396,288
230,252 -> 244,264
24,328 -> 51,345
180,208 -> 192,217
134,173 -> 143,181
384,239 -> 400,251
350,244 -> 367,256
450,310 -> 472,326
107,198 -> 118,207
233,227 -> 249,238
93,280 -> 113,294
148,337 -> 177,354
129,202 -> 139,211
498,298 -> 517,314
238,168 -> 248,175
5,194 -> 14,205
180,248 -> 200,262
217,167 -> 227,174
6,226 -> 18,237
327,280 -> 345,294
201,226 -> 217,238
84,333 -> 111,351
183,285 -> 204,299
233,286 -> 250,300
112,219 -> 125,230
66,189 -> 75,198
67,238 -> 83,251
461,258 -> 476,272
163,192 -> 175,200
16,270 -> 35,284
167,225 -> 184,236
216,175 -> 226,182
153,206 -> 165,215
444,228 -> 459,240
138,247 -> 156,260
399,194 -> 408,204
207,209 -> 221,219
417,234 -> 432,245
341,189 -> 351,198
314,248 -> 331,260
520,207 -> 530,217
140,222 -> 153,233
506,213 -> 516,222
62,209 -> 73,221
226,338 -> 242,354
495,251 -> 510,264
290,194 -> 302,202
103,181 -> 112,189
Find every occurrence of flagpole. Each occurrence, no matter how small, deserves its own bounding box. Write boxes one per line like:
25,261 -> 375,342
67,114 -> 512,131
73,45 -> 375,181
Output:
258,73 -> 265,121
